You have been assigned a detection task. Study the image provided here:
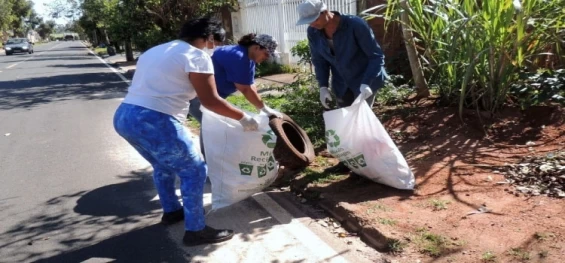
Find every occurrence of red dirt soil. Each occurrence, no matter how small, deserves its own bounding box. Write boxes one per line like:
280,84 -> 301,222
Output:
298,102 -> 564,263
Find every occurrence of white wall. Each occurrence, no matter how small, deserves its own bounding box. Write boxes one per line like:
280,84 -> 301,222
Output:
232,0 -> 357,65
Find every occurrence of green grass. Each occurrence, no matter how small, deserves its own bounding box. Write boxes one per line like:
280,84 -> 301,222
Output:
184,93 -> 288,130
413,229 -> 453,257
93,47 -> 107,56
185,117 -> 200,129
507,248 -> 531,261
534,232 -> 555,241
481,251 -> 497,262
387,239 -> 408,254
429,199 -> 451,211
377,218 -> 397,226
366,203 -> 393,214
314,155 -> 331,167
302,168 -> 347,184
255,61 -> 296,77
226,93 -> 287,113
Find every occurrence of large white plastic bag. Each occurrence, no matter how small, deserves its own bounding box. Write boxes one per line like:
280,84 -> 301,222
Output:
201,107 -> 279,210
322,96 -> 415,190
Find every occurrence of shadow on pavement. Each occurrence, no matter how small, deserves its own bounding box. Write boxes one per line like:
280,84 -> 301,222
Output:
0,72 -> 128,110
0,166 -> 349,262
49,63 -> 109,69
0,56 -> 94,64
0,168 -> 197,263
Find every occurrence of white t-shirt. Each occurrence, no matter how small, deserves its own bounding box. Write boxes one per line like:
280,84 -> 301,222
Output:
123,40 -> 213,121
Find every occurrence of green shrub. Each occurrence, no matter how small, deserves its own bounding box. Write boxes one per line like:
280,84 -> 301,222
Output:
255,61 -> 295,77
510,68 -> 565,109
276,73 -> 330,148
290,39 -> 312,72
365,0 -> 565,116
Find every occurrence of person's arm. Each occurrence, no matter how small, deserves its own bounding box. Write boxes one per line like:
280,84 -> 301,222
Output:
186,54 -> 257,131
235,83 -> 264,109
221,51 -> 282,117
308,28 -> 330,88
189,72 -> 244,121
352,17 -> 385,87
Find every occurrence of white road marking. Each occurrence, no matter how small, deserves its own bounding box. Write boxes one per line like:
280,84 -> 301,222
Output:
82,42 -> 131,84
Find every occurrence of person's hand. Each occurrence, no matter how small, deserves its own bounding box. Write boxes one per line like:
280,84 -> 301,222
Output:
319,87 -> 332,108
239,113 -> 259,132
360,84 -> 373,99
260,105 -> 283,118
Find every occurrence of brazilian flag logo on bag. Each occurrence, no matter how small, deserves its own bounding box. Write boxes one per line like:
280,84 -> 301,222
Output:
267,156 -> 276,171
325,130 -> 340,148
239,163 -> 254,176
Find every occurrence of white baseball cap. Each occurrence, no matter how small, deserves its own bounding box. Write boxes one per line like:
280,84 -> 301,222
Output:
296,0 -> 328,26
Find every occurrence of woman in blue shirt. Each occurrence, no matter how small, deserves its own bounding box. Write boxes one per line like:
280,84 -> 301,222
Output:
188,33 -> 283,155
189,33 -> 283,122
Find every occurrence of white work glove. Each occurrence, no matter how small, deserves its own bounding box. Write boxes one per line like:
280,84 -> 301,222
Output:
260,105 -> 283,118
238,113 -> 259,132
360,84 -> 373,99
319,87 -> 332,108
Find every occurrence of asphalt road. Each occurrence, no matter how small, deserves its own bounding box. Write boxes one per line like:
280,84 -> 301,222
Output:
0,41 -> 382,263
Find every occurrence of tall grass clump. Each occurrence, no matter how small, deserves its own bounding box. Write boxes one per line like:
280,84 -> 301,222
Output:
363,0 -> 565,118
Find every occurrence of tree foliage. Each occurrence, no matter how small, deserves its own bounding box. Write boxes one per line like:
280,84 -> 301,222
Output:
0,0 -> 35,37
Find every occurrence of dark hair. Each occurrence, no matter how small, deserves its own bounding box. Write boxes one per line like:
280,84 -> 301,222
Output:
213,28 -> 227,43
178,17 -> 225,42
237,33 -> 261,47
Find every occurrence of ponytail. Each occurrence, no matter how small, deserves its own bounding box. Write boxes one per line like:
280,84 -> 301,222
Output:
237,33 -> 258,47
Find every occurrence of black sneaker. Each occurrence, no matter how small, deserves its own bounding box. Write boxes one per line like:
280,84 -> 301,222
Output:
161,208 -> 184,225
183,226 -> 234,246
323,162 -> 351,174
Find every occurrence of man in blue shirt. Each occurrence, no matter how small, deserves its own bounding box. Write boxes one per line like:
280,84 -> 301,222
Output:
188,33 -> 283,155
296,0 -> 387,109
296,0 -> 388,174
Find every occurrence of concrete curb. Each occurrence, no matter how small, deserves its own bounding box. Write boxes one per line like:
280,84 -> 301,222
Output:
287,176 -> 397,252
317,199 -> 392,251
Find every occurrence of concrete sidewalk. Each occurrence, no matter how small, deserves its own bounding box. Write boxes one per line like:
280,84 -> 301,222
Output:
102,52 -> 140,78
101,52 -> 297,90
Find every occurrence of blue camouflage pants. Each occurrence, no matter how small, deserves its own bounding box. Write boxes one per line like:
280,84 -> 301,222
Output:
113,103 -> 207,231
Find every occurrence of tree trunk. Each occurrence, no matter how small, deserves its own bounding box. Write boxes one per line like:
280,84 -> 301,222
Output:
401,1 -> 430,98
125,39 -> 134,62
102,28 -> 110,45
92,30 -> 98,46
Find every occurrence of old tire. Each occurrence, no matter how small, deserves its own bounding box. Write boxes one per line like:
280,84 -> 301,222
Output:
269,114 -> 315,170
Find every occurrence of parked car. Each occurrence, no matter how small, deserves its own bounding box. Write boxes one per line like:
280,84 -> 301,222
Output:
3,38 -> 34,55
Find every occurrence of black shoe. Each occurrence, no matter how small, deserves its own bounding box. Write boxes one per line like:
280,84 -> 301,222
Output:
161,208 -> 208,226
323,162 -> 351,174
161,208 -> 184,225
183,226 -> 234,246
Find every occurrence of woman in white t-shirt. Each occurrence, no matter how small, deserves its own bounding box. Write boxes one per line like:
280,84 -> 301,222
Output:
113,18 -> 257,246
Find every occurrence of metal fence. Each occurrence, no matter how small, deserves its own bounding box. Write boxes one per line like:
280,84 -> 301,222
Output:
232,0 -> 357,64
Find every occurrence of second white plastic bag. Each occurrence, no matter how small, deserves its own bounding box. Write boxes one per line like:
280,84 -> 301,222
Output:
323,96 -> 415,190
201,107 -> 279,210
